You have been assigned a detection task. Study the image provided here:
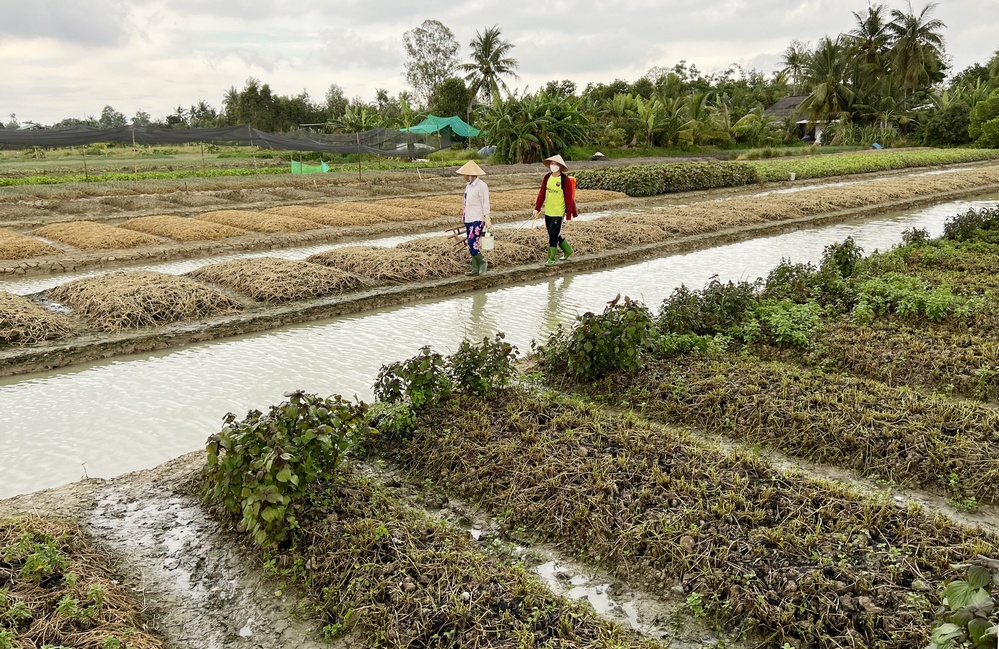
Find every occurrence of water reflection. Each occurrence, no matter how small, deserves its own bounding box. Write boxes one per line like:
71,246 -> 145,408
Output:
0,197 -> 996,498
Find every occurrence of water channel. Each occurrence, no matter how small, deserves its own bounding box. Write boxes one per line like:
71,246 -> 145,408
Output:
1,195 -> 997,499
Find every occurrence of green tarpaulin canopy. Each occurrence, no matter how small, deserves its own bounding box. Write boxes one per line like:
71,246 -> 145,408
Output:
401,115 -> 480,138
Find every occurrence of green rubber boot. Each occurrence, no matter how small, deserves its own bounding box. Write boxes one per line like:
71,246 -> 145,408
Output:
558,240 -> 574,261
477,255 -> 487,274
546,247 -> 558,266
466,255 -> 481,275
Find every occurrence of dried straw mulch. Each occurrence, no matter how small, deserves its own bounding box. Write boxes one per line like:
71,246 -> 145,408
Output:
119,215 -> 248,242
325,202 -> 439,223
0,291 -> 72,345
50,271 -> 242,332
33,221 -> 162,251
195,210 -> 321,233
263,206 -> 387,227
0,228 -> 60,260
399,235 -> 541,267
190,258 -> 363,303
0,516 -> 163,649
308,246 -> 448,282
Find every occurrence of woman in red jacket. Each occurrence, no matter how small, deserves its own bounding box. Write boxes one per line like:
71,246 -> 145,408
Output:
533,154 -> 577,266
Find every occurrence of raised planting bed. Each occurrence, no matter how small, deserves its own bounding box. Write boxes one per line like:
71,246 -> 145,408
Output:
0,228 -> 59,260
577,355 -> 999,506
0,291 -> 72,345
49,271 -> 242,332
33,221 -> 162,250
119,214 -> 248,241
370,388 -> 999,648
189,258 -> 363,303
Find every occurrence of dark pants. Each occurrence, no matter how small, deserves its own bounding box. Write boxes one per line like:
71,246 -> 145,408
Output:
545,216 -> 565,248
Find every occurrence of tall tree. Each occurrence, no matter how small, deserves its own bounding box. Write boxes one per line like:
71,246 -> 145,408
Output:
403,19 -> 460,108
849,4 -> 892,75
800,36 -> 856,123
887,2 -> 947,97
459,25 -> 519,104
780,40 -> 809,95
98,105 -> 127,129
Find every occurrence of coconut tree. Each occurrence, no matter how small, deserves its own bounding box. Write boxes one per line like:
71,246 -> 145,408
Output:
459,26 -> 519,104
799,36 -> 856,123
887,2 -> 947,98
780,40 -> 810,95
849,3 -> 892,75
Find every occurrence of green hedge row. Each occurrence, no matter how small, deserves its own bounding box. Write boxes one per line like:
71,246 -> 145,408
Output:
573,149 -> 999,197
573,161 -> 758,197
0,166 -> 290,187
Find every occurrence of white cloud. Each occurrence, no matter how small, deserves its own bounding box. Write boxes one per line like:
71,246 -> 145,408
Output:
1,0 -> 995,124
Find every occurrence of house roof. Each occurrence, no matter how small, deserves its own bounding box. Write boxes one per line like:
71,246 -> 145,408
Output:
764,95 -> 808,118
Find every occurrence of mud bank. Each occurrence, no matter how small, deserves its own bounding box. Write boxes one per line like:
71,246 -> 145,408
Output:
3,182 -> 998,379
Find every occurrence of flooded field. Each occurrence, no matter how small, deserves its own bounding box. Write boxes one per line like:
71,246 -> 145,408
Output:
1,195 -> 997,499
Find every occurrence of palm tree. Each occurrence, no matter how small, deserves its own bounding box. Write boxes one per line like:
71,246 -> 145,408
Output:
799,36 -> 856,123
780,41 -> 809,95
849,3 -> 892,75
678,91 -> 731,146
887,2 -> 946,97
459,26 -> 519,104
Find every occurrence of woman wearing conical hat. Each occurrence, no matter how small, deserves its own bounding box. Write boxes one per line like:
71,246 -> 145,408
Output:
532,154 -> 576,266
457,160 -> 491,276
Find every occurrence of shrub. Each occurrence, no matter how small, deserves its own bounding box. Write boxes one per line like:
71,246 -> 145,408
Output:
763,259 -> 856,311
203,391 -> 368,547
536,295 -> 655,382
373,346 -> 451,410
943,207 -> 999,242
820,237 -> 864,278
657,277 -> 760,335
446,332 -> 517,397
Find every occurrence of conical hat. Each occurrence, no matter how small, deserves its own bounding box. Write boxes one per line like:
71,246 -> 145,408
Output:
543,154 -> 568,170
456,160 -> 486,176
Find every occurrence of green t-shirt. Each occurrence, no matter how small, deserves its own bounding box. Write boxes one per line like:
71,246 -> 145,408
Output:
544,174 -> 566,217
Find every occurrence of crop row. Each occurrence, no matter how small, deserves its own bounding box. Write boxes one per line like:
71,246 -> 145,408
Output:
369,387 -> 999,648
574,149 -> 999,196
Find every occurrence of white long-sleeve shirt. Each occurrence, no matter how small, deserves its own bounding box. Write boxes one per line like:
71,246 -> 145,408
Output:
462,178 -> 490,223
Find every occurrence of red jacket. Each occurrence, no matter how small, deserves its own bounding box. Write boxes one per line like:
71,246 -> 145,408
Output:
534,172 -> 578,220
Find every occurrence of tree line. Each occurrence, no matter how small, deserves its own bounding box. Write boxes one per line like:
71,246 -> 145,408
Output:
4,3 -> 999,162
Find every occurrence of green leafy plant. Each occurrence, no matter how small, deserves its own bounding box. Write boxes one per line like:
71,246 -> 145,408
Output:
446,332 -> 517,397
537,294 -> 654,382
943,207 -> 999,243
928,556 -> 999,648
373,346 -> 452,410
658,277 -> 760,335
820,237 -> 864,278
203,391 -> 369,547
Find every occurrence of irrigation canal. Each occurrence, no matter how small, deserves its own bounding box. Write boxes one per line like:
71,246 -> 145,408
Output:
2,194 -> 997,499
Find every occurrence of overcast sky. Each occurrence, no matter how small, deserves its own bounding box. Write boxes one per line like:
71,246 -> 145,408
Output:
2,0 -> 996,125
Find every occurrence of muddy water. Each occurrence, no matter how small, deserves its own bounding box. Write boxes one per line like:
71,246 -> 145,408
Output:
1,196 -> 997,499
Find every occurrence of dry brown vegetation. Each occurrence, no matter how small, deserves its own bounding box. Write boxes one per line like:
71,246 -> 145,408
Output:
263,206 -> 387,227
189,258 -> 364,303
119,215 -> 248,241
0,291 -> 72,345
33,221 -> 162,250
195,210 -> 321,233
308,246 -> 448,282
324,202 -> 438,222
0,228 -> 60,260
0,516 -> 163,649
50,271 -> 242,331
